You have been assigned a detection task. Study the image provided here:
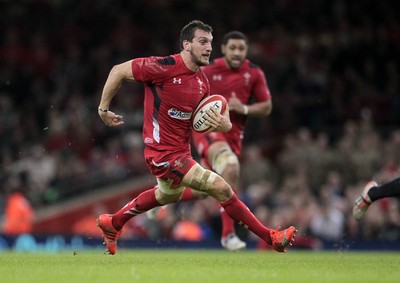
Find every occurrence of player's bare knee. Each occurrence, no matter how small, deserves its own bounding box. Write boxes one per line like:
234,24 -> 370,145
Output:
209,177 -> 233,202
186,164 -> 233,201
212,149 -> 239,176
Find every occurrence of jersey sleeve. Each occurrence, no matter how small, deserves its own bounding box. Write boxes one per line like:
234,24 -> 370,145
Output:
252,67 -> 272,102
131,56 -> 170,83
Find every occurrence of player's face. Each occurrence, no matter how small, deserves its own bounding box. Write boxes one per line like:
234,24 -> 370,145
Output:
188,29 -> 213,67
222,39 -> 248,69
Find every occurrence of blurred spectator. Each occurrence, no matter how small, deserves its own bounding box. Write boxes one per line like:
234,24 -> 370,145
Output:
172,202 -> 210,242
1,0 -> 400,244
309,183 -> 346,241
240,144 -> 278,189
2,175 -> 34,235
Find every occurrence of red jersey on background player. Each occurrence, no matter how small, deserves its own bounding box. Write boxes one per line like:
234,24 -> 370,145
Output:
195,36 -> 271,160
189,31 -> 272,250
96,21 -> 295,255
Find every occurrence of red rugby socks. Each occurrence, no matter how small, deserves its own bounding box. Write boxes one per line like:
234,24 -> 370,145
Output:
112,188 -> 159,230
220,194 -> 272,245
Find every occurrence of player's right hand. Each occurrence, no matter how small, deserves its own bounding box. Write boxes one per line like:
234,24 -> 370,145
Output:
98,110 -> 124,127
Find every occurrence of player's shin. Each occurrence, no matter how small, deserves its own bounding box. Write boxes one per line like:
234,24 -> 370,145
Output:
112,188 -> 160,230
220,194 -> 272,245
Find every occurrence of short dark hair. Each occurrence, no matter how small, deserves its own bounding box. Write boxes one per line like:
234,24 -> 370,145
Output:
221,31 -> 248,46
179,20 -> 213,51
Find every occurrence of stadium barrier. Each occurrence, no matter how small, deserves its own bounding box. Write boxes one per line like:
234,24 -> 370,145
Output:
1,233 -> 400,253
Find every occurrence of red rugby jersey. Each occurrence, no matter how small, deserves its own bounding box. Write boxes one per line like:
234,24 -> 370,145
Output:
202,57 -> 271,155
131,54 -> 209,152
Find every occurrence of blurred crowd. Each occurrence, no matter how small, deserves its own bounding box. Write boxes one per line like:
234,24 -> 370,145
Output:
1,0 -> 400,243
123,121 -> 400,247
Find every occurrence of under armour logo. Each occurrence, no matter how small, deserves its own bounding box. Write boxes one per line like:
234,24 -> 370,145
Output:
173,78 -> 181,84
213,74 -> 222,81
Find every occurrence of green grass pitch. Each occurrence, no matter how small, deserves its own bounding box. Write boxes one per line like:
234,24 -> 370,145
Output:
1,249 -> 399,283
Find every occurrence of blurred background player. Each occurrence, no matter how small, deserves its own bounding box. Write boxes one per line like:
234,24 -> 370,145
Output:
353,178 -> 400,220
96,20 -> 296,255
192,31 -> 273,250
148,31 -> 273,251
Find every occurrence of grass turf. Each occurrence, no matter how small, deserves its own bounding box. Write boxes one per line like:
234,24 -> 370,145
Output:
1,249 -> 399,283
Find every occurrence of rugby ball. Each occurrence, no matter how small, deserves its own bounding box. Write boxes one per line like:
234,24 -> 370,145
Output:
192,94 -> 227,133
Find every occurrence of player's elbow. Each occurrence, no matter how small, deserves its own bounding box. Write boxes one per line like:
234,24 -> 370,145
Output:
107,65 -> 123,83
109,60 -> 134,81
265,103 -> 272,115
109,64 -> 122,76
262,101 -> 273,116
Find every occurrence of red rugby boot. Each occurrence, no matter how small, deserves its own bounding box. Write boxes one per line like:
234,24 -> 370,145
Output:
97,214 -> 122,255
270,226 -> 296,253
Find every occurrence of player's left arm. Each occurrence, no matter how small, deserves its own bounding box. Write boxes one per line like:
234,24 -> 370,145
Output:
228,67 -> 272,116
238,100 -> 272,116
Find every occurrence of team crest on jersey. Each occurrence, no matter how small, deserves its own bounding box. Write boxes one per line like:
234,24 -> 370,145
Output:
197,78 -> 204,93
243,72 -> 251,86
168,108 -> 192,120
173,158 -> 185,168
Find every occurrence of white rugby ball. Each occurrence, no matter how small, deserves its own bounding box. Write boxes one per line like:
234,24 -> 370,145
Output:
192,94 -> 227,133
